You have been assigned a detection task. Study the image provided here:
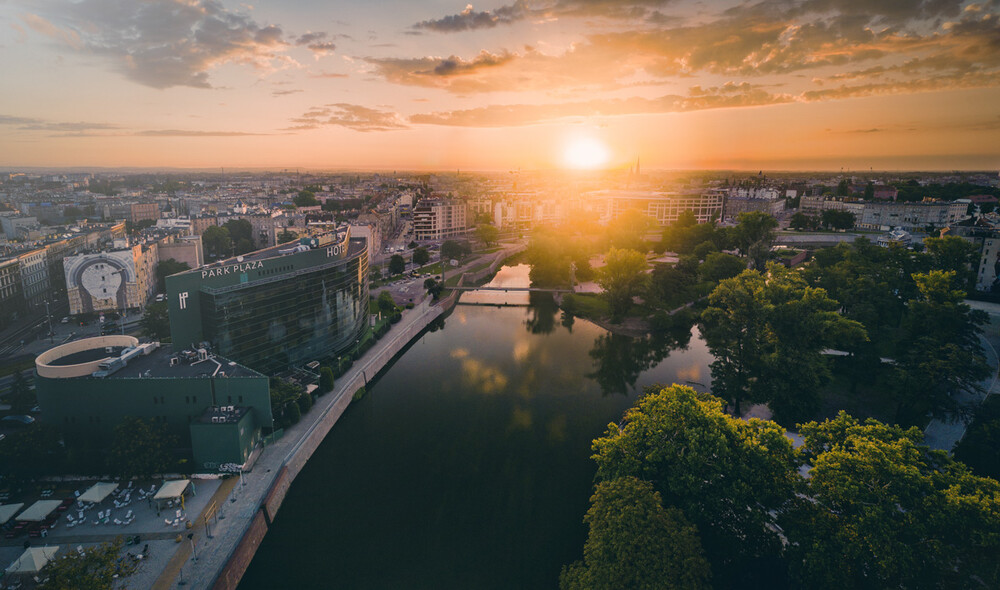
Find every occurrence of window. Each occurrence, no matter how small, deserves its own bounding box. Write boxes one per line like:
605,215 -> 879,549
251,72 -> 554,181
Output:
192,396 -> 197,404
239,395 -> 243,403
185,396 -> 190,404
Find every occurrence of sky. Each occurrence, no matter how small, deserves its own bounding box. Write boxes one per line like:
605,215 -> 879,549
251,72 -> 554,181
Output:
1,0 -> 999,171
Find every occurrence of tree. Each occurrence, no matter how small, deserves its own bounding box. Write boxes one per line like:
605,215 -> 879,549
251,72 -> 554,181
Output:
294,190 -> 319,207
821,209 -> 855,230
106,417 -> 176,479
140,301 -> 170,340
277,229 -> 297,244
63,206 -> 84,221
836,178 -> 850,196
892,270 -> 989,425
527,231 -> 572,288
924,235 -> 979,291
646,264 -> 695,311
388,254 -> 405,275
607,209 -> 653,251
201,225 -> 232,260
475,224 -> 499,247
701,266 -> 866,422
38,538 -> 138,590
785,412 -> 1000,589
697,252 -> 745,284
863,181 -> 875,199
441,240 -> 470,261
319,366 -> 335,393
592,385 -> 797,585
560,477 -> 712,590
424,277 -> 444,300
597,248 -> 648,322
412,247 -> 430,266
222,219 -> 254,252
789,211 -> 811,231
376,290 -> 397,314
156,258 -> 190,291
734,212 -> 777,270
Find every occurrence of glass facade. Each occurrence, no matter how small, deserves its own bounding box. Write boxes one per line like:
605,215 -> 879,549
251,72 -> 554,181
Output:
199,250 -> 369,374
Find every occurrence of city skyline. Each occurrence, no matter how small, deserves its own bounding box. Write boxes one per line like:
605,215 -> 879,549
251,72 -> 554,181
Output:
2,0 -> 999,170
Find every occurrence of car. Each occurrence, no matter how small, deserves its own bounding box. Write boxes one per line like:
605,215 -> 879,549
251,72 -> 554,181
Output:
60,317 -> 70,324
1,415 -> 35,427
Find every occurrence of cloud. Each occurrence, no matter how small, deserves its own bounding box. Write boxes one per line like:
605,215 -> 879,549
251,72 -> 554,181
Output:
272,89 -> 303,96
288,104 -> 408,132
308,71 -> 348,79
411,0 -> 679,32
294,31 -> 336,56
413,2 -> 528,32
135,129 -> 266,136
21,0 -> 296,89
0,114 -> 121,132
410,84 -> 794,127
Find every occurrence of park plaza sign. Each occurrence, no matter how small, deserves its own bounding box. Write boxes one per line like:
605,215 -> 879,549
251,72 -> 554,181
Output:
201,259 -> 264,278
197,242 -> 346,279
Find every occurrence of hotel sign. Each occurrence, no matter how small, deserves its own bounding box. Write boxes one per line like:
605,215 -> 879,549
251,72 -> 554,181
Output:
201,260 -> 264,279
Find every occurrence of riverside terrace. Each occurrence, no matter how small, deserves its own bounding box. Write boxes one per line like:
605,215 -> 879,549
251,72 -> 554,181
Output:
0,477 -> 227,589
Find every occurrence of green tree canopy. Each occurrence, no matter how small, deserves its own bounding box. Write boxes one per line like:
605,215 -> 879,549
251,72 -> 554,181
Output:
222,219 -> 254,250
701,266 -> 867,422
277,229 -> 298,244
560,477 -> 712,590
412,246 -> 430,266
155,258 -> 190,291
475,223 -> 499,247
789,211 -> 813,231
592,385 -> 798,585
607,209 -> 653,252
597,248 -> 648,321
388,254 -> 405,275
527,231 -> 572,288
441,240 -> 470,261
734,212 -> 778,270
820,209 -> 856,230
785,412 -> 1000,589
201,225 -> 232,260
106,417 -> 177,479
376,290 -> 398,313
697,252 -> 746,284
38,538 -> 137,590
924,235 -> 979,291
319,366 -> 335,393
0,424 -> 64,482
294,190 -> 319,207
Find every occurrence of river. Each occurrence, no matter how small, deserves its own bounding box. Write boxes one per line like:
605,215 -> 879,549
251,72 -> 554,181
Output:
239,265 -> 714,589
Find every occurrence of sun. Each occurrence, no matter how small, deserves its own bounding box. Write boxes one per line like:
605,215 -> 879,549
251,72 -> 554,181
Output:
562,137 -> 610,169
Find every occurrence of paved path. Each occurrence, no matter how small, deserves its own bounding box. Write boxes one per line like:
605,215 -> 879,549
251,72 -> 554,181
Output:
923,300 -> 1000,451
163,299 -> 444,590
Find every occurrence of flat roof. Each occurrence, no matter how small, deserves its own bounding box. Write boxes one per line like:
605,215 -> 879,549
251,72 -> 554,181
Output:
47,346 -> 128,366
197,405 -> 250,424
102,345 -> 262,380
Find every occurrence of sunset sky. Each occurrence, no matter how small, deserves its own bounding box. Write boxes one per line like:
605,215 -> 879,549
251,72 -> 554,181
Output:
2,0 -> 999,170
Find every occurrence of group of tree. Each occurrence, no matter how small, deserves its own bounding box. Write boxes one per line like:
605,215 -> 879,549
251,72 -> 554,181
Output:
562,384 -> 1000,589
441,239 -> 471,262
801,236 -> 987,425
293,189 -> 320,207
277,229 -> 298,244
789,210 -> 856,231
475,224 -> 500,247
38,538 -> 138,590
701,265 -> 867,424
270,377 -> 309,428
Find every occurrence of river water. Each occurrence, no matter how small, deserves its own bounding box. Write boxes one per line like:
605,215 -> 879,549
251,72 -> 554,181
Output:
240,265 -> 714,589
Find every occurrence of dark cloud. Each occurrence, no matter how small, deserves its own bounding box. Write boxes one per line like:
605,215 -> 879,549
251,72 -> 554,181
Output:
294,31 -> 336,55
22,0 -> 294,89
288,104 -> 408,132
412,0 -> 679,32
272,89 -> 304,96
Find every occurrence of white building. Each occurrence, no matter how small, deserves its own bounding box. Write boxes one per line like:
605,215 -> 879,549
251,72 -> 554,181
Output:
413,199 -> 468,241
583,190 -> 724,225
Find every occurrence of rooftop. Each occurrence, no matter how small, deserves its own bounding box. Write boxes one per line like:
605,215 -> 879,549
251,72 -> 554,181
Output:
103,345 -> 262,380
197,405 -> 251,424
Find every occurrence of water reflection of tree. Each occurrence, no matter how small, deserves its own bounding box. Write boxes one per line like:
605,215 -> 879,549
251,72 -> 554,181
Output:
525,292 -> 559,334
587,314 -> 695,396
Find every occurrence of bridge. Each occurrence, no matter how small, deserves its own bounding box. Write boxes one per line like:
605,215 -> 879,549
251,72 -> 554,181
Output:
450,286 -> 575,293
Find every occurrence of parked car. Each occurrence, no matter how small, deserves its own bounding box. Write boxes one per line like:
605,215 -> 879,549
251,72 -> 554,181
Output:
1,415 -> 35,427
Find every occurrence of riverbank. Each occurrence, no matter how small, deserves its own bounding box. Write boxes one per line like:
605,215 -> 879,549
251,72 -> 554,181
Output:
157,298 -> 445,590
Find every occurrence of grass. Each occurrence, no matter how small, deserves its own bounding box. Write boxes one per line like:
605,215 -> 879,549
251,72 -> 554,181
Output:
561,293 -> 609,321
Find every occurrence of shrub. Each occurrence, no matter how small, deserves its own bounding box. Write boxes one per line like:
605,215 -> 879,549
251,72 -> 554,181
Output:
319,366 -> 334,393
287,402 -> 301,424
297,393 -> 313,414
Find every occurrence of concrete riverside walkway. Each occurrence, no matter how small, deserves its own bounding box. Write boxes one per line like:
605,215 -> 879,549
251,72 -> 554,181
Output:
923,300 -> 1000,451
164,299 -> 445,590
